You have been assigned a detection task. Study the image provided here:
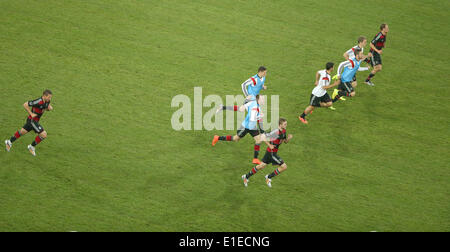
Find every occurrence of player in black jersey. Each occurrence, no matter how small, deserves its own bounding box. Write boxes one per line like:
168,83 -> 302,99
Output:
5,90 -> 53,156
241,118 -> 292,188
365,23 -> 389,86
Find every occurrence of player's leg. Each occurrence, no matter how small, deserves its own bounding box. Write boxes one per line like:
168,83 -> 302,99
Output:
332,82 -> 353,102
268,160 -> 286,178
217,105 -> 240,113
243,150 -> 272,186
257,120 -> 265,134
365,54 -> 382,86
218,97 -> 252,113
252,133 -> 262,164
333,90 -> 351,102
6,119 -> 33,152
32,130 -> 47,147
332,90 -> 346,101
351,75 -> 357,88
9,128 -> 29,143
299,105 -> 314,124
299,94 -> 318,124
212,127 -> 246,146
5,128 -> 29,152
320,101 -> 333,108
319,93 -> 335,110
27,121 -> 46,156
332,88 -> 338,99
28,131 -> 46,156
212,134 -> 241,146
375,64 -> 382,72
242,162 -> 267,187
365,68 -> 377,85
332,83 -> 346,102
265,162 -> 287,188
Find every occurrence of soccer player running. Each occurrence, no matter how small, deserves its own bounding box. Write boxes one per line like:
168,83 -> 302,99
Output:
217,66 -> 267,133
331,48 -> 368,103
299,62 -> 338,124
5,90 -> 53,156
331,42 -> 371,101
212,95 -> 265,164
365,23 -> 389,86
341,36 -> 371,88
242,118 -> 292,188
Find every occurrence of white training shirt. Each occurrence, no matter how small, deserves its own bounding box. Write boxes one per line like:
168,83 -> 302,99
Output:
312,69 -> 331,97
345,45 -> 364,59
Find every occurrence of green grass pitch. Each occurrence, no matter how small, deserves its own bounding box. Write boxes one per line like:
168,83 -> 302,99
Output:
1,0 -> 449,231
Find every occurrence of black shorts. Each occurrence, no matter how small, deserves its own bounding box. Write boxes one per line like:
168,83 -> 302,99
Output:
309,93 -> 332,107
23,118 -> 44,134
352,75 -> 357,82
338,81 -> 354,93
237,127 -> 259,138
262,151 -> 284,166
370,51 -> 382,66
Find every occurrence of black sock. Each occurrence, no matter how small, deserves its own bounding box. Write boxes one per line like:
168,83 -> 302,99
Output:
254,144 -> 260,159
31,136 -> 44,147
223,105 -> 239,111
366,73 -> 375,81
268,168 -> 281,179
300,112 -> 307,118
10,131 -> 21,143
219,136 -> 232,141
246,167 -> 258,179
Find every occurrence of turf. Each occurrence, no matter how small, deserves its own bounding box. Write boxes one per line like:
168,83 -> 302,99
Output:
0,0 -> 449,232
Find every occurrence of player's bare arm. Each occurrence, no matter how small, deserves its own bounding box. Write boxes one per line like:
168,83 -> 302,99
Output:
283,134 -> 293,144
23,102 -> 37,118
343,52 -> 350,60
360,54 -> 370,61
259,134 -> 273,149
265,140 -> 274,150
370,43 -> 382,54
322,79 -> 340,90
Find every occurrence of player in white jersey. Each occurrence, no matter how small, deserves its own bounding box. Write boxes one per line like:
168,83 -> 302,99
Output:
331,36 -> 371,101
337,36 -> 371,88
344,36 -> 367,60
299,62 -> 340,124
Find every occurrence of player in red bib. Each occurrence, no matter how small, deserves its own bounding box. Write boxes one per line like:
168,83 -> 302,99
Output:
365,23 -> 389,86
5,90 -> 53,156
241,118 -> 293,188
